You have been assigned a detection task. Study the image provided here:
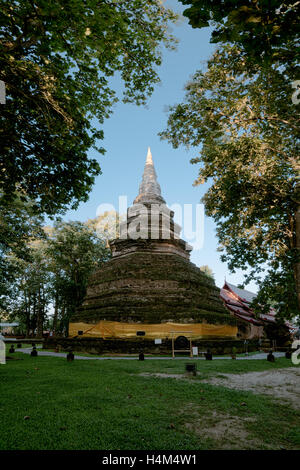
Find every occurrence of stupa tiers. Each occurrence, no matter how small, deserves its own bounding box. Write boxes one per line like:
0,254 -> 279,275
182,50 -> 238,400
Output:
69,148 -> 237,341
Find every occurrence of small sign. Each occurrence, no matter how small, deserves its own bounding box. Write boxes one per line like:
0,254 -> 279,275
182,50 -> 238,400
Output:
192,347 -> 198,356
154,338 -> 162,344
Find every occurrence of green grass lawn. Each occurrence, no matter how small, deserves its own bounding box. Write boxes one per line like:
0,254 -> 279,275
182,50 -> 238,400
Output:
0,351 -> 299,450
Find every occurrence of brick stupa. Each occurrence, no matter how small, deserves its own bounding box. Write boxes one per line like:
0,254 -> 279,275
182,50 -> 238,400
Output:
70,148 -> 236,339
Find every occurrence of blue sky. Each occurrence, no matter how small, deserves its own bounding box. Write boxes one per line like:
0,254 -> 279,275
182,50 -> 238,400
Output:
62,0 -> 258,293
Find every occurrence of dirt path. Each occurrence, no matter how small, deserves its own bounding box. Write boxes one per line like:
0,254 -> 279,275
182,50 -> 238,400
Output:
141,367 -> 300,409
203,367 -> 300,409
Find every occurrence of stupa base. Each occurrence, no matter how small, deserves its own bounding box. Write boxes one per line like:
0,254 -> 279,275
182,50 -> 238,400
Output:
44,336 -> 257,356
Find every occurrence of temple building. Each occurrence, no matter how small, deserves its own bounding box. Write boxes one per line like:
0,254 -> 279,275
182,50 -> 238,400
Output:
220,281 -> 295,339
69,148 -> 237,344
220,282 -> 266,339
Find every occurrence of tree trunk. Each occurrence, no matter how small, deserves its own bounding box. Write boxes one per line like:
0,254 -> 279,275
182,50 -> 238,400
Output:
32,292 -> 36,336
36,284 -> 44,338
53,292 -> 59,336
25,290 -> 30,337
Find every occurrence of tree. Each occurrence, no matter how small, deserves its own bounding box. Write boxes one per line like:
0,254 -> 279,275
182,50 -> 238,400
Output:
0,195 -> 45,305
46,221 -> 110,335
0,0 -> 177,215
86,210 -> 123,241
2,220 -> 111,336
264,320 -> 291,346
179,0 -> 298,75
200,264 -> 214,280
2,239 -> 52,337
160,44 -> 300,320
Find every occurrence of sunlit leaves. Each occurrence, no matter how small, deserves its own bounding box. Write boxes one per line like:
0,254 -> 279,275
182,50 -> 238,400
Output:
161,44 -> 299,319
0,0 -> 177,215
179,0 -> 298,76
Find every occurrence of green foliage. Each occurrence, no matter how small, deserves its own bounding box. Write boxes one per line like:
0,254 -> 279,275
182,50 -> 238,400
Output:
200,264 -> 214,280
0,0 -> 177,215
1,237 -> 54,336
86,210 -> 123,241
179,0 -> 298,76
264,320 -> 291,346
160,44 -> 299,319
0,196 -> 45,306
46,221 -> 111,334
1,219 -> 111,336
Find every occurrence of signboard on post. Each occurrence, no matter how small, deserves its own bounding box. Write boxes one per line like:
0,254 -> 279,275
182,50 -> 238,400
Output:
192,347 -> 198,357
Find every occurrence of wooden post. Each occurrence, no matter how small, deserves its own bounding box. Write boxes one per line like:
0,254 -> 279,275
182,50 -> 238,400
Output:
170,331 -> 193,358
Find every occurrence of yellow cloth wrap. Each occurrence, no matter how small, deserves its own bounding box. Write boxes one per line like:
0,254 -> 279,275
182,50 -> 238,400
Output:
69,321 -> 237,339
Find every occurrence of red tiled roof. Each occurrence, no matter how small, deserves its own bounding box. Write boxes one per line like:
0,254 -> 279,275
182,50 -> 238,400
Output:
221,281 -> 282,327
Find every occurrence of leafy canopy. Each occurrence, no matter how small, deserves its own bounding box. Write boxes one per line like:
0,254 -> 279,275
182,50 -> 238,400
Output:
1,219 -> 111,335
45,220 -> 110,332
0,0 -> 177,214
179,0 -> 298,75
160,44 -> 299,319
0,196 -> 45,303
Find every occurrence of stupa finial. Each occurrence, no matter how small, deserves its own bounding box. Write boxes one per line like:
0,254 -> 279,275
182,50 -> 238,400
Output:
146,146 -> 153,165
133,147 -> 165,204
